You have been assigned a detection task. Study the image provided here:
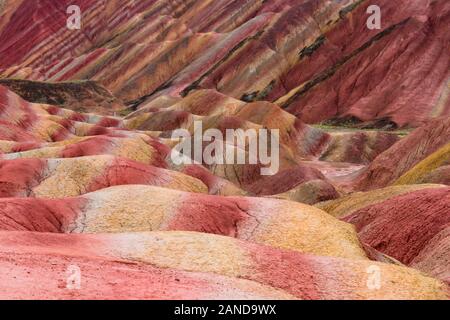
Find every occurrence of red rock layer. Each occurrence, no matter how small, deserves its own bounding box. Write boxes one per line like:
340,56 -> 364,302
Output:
343,187 -> 450,284
0,0 -> 448,300
278,0 -> 450,128
0,231 -> 446,300
356,117 -> 450,190
2,0 -> 447,127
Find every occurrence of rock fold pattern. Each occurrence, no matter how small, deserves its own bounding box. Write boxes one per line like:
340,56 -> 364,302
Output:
0,0 -> 448,300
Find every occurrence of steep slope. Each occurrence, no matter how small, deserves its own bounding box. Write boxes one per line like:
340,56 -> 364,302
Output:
277,0 -> 450,128
0,156 -> 208,198
0,184 -> 368,260
0,231 -> 447,300
356,117 -> 450,190
0,0 -> 448,301
1,0 -> 448,128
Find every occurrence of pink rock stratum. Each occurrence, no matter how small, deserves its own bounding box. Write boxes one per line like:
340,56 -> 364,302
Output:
0,0 -> 448,300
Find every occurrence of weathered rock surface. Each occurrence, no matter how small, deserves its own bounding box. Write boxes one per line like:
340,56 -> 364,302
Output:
356,117 -> 450,190
342,188 -> 450,284
0,79 -> 125,115
0,231 -> 447,300
0,156 -> 208,198
317,184 -> 447,218
394,143 -> 450,186
1,0 -> 448,127
278,0 -> 450,128
0,0 -> 448,300
0,185 -> 368,260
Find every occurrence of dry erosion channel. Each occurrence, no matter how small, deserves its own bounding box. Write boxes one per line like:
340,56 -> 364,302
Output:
0,0 -> 448,300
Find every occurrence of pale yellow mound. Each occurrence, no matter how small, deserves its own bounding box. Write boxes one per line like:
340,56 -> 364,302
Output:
2,136 -> 158,164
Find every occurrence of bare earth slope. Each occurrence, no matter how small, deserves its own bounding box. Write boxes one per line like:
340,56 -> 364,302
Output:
0,0 -> 448,300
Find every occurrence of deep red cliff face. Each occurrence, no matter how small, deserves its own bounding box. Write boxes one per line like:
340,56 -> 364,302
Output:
0,0 -> 448,300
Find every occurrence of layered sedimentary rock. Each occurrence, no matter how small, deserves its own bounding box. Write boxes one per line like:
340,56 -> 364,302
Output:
394,143 -> 450,186
341,188 -> 450,284
0,156 -> 208,198
0,184 -> 368,260
0,0 -> 449,300
0,79 -> 125,115
1,0 -> 448,127
277,0 -> 450,128
0,233 -> 297,300
0,231 -> 447,300
319,131 -> 400,164
0,85 -> 342,201
317,184 -> 447,219
319,186 -> 450,284
356,117 -> 450,190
